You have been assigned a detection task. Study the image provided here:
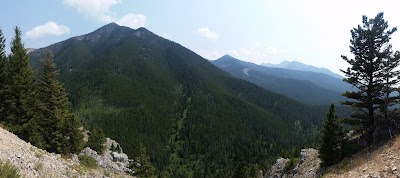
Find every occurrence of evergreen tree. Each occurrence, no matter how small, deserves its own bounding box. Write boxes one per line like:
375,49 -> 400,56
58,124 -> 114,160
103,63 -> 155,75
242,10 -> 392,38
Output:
62,115 -> 84,154
36,51 -> 84,153
7,27 -> 38,137
340,12 -> 400,144
232,161 -> 249,178
319,104 -> 344,167
25,118 -> 46,149
87,127 -> 106,154
131,143 -> 156,178
0,28 -> 9,123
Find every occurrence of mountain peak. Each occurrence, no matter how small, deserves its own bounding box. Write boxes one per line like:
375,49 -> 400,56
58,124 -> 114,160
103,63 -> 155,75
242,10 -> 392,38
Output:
222,54 -> 234,58
217,54 -> 239,61
74,22 -> 123,42
104,22 -> 119,27
96,22 -> 121,33
215,54 -> 240,63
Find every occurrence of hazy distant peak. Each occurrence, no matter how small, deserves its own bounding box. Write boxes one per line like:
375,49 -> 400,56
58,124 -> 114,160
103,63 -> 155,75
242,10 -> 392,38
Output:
216,54 -> 241,61
262,60 -> 343,79
221,54 -> 234,58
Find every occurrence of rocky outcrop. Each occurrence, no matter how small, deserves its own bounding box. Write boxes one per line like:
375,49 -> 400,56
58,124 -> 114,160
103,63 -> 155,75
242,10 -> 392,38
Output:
266,158 -> 290,178
79,138 -> 131,174
292,148 -> 321,178
266,148 -> 321,178
0,126 -> 132,177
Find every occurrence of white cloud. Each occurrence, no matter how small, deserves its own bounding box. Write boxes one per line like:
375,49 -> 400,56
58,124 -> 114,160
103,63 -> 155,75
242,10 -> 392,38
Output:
196,49 -> 223,60
63,0 -> 147,29
116,13 -> 146,29
195,27 -> 219,40
26,21 -> 70,39
63,0 -> 119,22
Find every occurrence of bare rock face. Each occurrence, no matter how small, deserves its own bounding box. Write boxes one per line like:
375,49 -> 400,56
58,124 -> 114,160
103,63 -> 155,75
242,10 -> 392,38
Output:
266,148 -> 321,178
266,158 -> 290,178
292,148 -> 321,178
79,138 -> 131,174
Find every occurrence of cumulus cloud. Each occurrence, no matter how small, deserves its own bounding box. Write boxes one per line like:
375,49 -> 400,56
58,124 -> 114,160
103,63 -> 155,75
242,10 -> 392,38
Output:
26,21 -> 70,39
63,0 -> 119,22
195,27 -> 219,40
116,13 -> 146,29
63,0 -> 147,29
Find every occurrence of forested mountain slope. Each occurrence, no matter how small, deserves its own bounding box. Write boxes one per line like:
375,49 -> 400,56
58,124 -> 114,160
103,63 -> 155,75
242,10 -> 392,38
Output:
30,23 -> 328,176
211,55 -> 347,105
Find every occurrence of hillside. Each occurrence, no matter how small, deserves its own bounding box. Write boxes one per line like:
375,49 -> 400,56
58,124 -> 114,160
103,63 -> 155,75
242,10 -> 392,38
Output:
0,126 -> 131,178
324,136 -> 400,178
262,60 -> 343,79
29,23 -> 328,176
211,55 -> 347,105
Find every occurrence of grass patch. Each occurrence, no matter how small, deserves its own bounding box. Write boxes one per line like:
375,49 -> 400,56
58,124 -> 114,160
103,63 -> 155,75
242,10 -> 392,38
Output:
78,155 -> 98,169
34,161 -> 43,171
0,160 -> 23,178
34,151 -> 43,159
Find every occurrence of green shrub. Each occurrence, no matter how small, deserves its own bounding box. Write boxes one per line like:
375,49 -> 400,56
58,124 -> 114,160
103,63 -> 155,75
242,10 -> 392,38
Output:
285,157 -> 299,172
78,155 -> 98,169
0,160 -> 22,178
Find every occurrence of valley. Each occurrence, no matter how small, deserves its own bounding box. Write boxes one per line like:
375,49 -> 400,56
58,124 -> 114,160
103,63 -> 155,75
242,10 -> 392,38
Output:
1,2 -> 399,177
28,23 -> 332,176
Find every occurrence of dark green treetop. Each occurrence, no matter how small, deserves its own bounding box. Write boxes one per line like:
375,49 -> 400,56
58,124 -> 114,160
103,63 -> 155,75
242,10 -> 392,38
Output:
36,51 -> 84,153
7,27 -> 38,137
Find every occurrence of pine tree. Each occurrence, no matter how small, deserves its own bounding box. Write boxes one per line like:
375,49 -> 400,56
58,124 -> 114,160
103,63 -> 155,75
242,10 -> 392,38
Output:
62,115 -> 84,154
36,51 -> 84,153
319,103 -> 344,167
0,28 -> 9,123
36,51 -> 65,152
7,27 -> 38,138
87,127 -> 106,154
131,143 -> 156,177
340,12 -> 400,144
232,161 -> 249,178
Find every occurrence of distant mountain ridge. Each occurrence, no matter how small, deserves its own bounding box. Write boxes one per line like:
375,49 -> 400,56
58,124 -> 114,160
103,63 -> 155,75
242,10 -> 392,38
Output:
212,55 -> 350,105
262,60 -> 343,79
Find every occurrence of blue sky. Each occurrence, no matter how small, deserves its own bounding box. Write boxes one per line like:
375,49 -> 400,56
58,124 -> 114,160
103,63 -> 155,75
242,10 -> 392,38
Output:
1,0 -> 400,74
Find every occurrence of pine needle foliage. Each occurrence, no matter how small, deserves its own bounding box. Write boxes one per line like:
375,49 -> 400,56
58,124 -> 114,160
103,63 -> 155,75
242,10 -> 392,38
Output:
340,12 -> 400,144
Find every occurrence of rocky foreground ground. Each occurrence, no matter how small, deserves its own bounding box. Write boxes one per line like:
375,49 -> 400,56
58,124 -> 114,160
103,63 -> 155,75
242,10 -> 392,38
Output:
324,136 -> 400,178
0,126 -> 132,178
